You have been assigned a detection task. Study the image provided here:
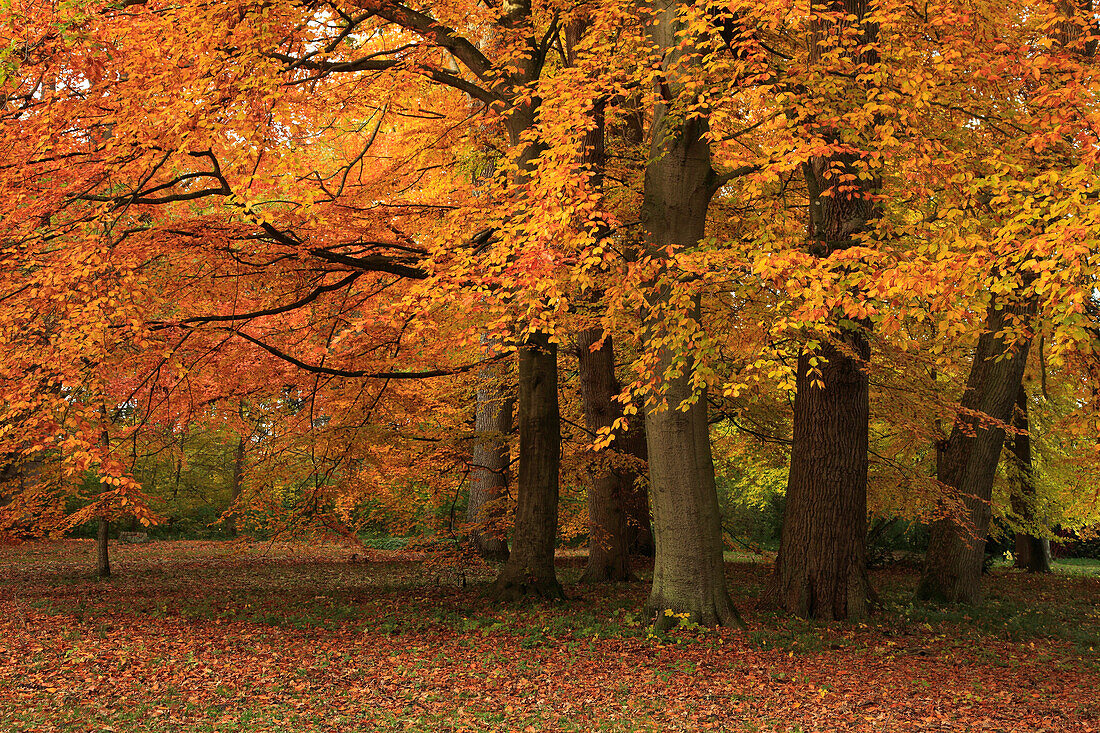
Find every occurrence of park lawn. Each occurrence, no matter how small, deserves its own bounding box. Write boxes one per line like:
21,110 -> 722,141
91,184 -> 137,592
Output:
2,540 -> 1098,732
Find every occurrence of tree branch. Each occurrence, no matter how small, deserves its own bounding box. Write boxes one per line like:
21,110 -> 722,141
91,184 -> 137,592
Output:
231,329 -> 512,379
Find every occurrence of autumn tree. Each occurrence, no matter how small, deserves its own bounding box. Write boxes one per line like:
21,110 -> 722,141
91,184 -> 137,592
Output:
770,0 -> 882,621
918,0 -> 1098,603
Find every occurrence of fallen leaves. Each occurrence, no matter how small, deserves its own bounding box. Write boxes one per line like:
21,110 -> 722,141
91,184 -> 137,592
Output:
1,540 -> 1098,732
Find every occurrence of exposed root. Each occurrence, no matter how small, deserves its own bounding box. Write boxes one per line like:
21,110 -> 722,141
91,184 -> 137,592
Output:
645,591 -> 746,631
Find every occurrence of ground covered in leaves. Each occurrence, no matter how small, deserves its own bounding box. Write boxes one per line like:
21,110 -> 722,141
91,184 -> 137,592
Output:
2,540 -> 1098,732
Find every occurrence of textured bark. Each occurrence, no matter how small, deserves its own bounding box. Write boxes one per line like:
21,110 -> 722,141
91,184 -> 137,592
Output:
490,332 -> 563,600
636,0 -> 743,628
487,0 -> 559,593
576,328 -> 645,583
919,0 -> 1083,595
1009,385 -> 1052,574
645,360 -> 743,629
775,0 -> 879,621
468,364 -> 513,563
777,332 -> 872,620
96,517 -> 110,578
918,297 -> 1035,603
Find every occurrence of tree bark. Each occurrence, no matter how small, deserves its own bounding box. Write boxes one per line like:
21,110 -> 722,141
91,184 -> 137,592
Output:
226,434 -> 245,537
917,297 -> 1035,603
576,328 -> 646,582
490,331 -> 563,599
635,0 -> 743,628
777,332 -> 872,619
483,0 -> 563,595
774,0 -> 880,621
96,517 -> 110,578
645,354 -> 742,628
1013,531 -> 1052,574
468,357 -> 513,562
622,416 -> 654,557
1008,384 -> 1052,573
97,404 -> 112,578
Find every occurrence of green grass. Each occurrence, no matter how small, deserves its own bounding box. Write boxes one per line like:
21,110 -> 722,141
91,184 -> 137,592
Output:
1054,557 -> 1100,577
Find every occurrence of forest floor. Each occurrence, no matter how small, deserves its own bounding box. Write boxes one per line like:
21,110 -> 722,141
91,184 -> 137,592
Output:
2,539 -> 1099,732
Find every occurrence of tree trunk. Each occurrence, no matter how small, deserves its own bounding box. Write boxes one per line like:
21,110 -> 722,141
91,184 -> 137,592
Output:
635,1 -> 743,627
226,435 -> 245,537
1008,384 -> 1052,573
486,0 -> 557,591
491,331 -> 563,599
468,357 -> 513,562
1013,532 -> 1052,574
645,356 -> 742,628
774,0 -> 880,621
561,44 -> 653,566
577,328 -> 639,583
918,297 -> 1035,603
96,517 -> 110,578
622,416 -> 654,557
776,332 -> 872,619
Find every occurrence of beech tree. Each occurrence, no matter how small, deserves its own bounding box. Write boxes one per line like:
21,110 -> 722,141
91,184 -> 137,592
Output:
918,0 -> 1097,603
772,0 -> 880,621
7,0 -> 1100,630
626,0 -> 745,628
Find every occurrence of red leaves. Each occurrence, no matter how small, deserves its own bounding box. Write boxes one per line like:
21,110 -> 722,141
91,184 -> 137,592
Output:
2,541 -> 1099,731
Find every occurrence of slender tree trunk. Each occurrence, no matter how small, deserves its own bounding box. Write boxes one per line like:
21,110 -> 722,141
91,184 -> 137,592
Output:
96,404 -> 111,578
226,435 -> 245,538
918,297 -> 1035,603
621,417 -> 653,557
577,328 -> 637,582
560,39 -> 653,566
468,356 -> 513,562
774,0 -> 880,621
96,517 -> 110,578
1013,530 -> 1052,574
1008,384 -> 1052,573
491,332 -> 563,599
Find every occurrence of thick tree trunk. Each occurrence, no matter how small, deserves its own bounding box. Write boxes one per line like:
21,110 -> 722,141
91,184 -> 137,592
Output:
490,332 -> 563,599
485,6 -> 559,593
576,328 -> 640,583
1008,384 -> 1052,573
776,332 -> 871,619
645,358 -> 742,628
918,297 -> 1035,603
96,517 -> 110,578
468,360 -> 513,562
638,99 -> 742,626
774,0 -> 880,621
